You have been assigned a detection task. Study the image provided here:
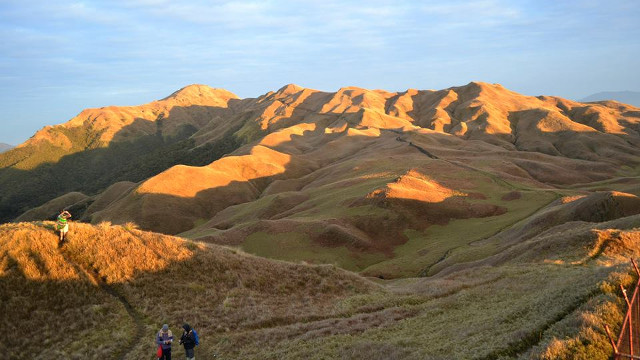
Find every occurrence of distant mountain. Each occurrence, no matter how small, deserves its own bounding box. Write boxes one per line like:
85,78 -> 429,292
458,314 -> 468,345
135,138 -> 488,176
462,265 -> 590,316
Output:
0,143 -> 13,153
580,91 -> 640,106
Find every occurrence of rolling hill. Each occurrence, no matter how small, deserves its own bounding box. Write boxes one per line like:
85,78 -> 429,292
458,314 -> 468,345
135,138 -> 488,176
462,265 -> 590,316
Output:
2,82 -> 640,282
0,85 -> 245,222
2,200 -> 639,358
93,82 -> 640,279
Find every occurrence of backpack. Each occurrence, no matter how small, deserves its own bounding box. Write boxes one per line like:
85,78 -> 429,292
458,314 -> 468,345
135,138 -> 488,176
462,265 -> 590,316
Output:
192,329 -> 199,346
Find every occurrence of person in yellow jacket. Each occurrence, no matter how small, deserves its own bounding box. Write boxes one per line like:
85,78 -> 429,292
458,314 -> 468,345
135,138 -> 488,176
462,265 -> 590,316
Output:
56,210 -> 71,246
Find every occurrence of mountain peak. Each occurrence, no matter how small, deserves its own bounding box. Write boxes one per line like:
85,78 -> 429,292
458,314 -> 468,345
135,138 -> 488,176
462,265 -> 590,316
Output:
274,83 -> 305,96
161,84 -> 239,103
454,81 -> 505,92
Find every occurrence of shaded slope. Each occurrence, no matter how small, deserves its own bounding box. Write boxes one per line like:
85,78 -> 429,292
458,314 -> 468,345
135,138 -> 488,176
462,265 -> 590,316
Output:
427,191 -> 640,276
0,85 -> 246,222
15,191 -> 90,222
0,222 -> 379,359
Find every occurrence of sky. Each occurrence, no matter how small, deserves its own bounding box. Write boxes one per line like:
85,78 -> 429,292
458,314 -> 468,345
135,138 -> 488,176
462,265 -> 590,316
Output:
1,0 -> 639,146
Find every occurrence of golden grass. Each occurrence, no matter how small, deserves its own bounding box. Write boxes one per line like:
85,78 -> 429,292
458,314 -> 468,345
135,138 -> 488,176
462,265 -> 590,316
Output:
0,222 -> 131,359
0,222 -> 380,358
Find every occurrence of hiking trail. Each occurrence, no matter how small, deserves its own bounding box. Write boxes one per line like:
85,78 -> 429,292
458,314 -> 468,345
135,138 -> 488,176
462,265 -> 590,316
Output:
56,237 -> 146,360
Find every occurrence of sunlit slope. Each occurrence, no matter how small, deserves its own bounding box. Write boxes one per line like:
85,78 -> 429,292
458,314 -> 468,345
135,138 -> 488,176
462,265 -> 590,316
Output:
0,85 -> 245,222
81,82 -> 640,277
0,222 -> 136,358
0,222 -> 378,359
4,82 -> 640,279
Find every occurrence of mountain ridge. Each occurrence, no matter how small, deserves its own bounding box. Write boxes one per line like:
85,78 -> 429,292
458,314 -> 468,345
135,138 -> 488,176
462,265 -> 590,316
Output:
2,81 -> 640,278
3,82 -> 640,359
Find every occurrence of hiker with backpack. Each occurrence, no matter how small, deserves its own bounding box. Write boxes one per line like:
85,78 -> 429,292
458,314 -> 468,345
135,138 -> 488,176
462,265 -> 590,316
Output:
56,210 -> 71,246
156,324 -> 174,360
179,323 -> 198,360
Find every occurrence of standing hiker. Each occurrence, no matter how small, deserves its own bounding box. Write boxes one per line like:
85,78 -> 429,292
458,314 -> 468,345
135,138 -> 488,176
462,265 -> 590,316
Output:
179,323 -> 196,360
156,324 -> 174,360
56,210 -> 71,246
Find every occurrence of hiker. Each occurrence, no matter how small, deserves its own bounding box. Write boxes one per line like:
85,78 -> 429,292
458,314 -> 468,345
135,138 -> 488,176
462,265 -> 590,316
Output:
179,323 -> 196,360
56,210 -> 71,245
156,324 -> 174,360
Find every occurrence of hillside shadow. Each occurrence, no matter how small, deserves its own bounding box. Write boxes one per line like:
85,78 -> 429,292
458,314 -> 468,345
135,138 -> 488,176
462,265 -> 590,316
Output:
0,102 -> 245,223
506,109 -> 640,164
0,222 -> 375,358
402,87 -> 640,167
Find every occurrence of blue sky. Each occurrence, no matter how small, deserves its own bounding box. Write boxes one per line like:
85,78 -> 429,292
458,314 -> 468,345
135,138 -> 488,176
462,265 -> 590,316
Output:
1,0 -> 639,145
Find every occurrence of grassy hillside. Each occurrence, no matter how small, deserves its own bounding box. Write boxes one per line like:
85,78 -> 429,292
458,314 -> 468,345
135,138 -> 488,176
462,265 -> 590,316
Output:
3,84 -> 640,280
2,217 -> 639,359
83,82 -> 638,280
0,124 -> 243,223
0,84 -> 246,223
0,222 -> 378,359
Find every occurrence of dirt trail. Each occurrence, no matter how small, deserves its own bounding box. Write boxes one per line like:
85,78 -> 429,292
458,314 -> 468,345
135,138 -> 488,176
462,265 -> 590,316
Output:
57,241 -> 145,360
477,289 -> 599,360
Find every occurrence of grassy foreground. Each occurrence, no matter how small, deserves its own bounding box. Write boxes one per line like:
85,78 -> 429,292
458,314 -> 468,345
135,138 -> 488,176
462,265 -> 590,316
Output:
1,219 -> 639,359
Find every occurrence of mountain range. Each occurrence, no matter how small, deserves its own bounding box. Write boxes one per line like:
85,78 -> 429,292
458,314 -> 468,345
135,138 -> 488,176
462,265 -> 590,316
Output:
0,143 -> 13,153
580,90 -> 640,107
3,82 -> 639,276
2,82 -> 640,358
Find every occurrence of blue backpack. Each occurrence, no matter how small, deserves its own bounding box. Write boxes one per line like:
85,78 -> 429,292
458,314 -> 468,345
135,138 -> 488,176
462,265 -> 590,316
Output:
193,329 -> 199,346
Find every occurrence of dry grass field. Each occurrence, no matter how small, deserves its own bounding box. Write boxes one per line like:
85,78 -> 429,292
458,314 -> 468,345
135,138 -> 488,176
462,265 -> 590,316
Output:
2,210 -> 639,359
0,222 -> 379,359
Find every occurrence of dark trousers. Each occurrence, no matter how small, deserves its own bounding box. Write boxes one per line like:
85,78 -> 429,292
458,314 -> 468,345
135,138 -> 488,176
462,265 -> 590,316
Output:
160,347 -> 171,360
